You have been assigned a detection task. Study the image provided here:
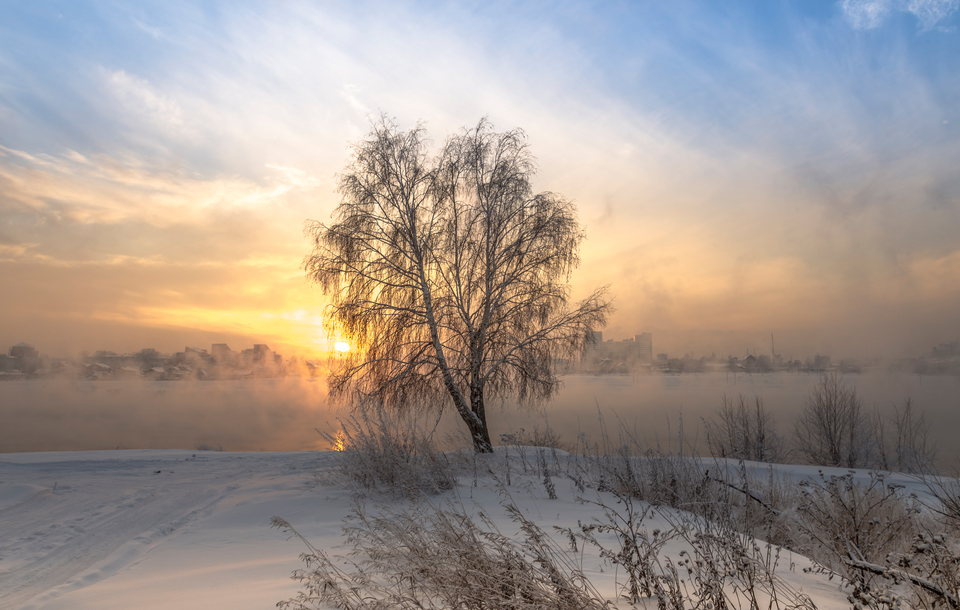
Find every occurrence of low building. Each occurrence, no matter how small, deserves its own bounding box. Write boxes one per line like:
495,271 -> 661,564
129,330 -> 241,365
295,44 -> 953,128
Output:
176,346 -> 213,366
211,344 -> 238,365
8,342 -> 40,374
9,342 -> 38,360
932,341 -> 960,359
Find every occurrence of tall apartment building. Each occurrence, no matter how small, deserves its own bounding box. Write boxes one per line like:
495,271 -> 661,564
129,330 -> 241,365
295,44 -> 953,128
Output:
636,332 -> 653,363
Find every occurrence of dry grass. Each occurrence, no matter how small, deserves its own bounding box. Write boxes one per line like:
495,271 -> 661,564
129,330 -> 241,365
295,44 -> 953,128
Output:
273,494 -> 608,610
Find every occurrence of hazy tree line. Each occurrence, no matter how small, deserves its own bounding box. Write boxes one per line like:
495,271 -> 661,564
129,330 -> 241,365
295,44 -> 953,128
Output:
705,372 -> 938,473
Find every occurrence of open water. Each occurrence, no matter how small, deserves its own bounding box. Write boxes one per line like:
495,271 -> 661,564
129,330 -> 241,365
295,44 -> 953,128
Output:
2,372 -> 958,464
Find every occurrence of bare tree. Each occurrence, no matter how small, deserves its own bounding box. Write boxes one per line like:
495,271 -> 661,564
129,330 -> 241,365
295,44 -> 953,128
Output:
706,394 -> 785,463
304,117 -> 611,452
793,373 -> 873,468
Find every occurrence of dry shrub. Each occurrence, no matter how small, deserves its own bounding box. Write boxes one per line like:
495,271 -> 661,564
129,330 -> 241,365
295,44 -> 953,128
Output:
873,398 -> 940,474
702,462 -> 805,550
796,471 -> 921,571
275,487 -> 816,610
789,470 -> 960,609
322,403 -> 462,497
818,469 -> 960,609
794,373 -> 872,469
888,532 -> 960,608
706,394 -> 786,463
296,402 -> 959,609
273,496 -> 607,610
792,375 -> 940,474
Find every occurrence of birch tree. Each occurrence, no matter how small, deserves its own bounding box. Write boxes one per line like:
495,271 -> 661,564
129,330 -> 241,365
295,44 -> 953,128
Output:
304,118 -> 611,452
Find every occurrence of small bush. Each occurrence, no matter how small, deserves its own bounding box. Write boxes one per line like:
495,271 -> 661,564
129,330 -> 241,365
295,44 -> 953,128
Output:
571,492 -> 669,603
890,531 -> 960,608
789,469 -> 960,609
794,373 -> 872,469
706,394 -> 786,463
289,403 -> 957,610
872,398 -> 940,474
571,413 -> 706,509
796,470 -> 921,572
789,378 -> 941,474
570,412 -> 812,558
322,403 -> 461,497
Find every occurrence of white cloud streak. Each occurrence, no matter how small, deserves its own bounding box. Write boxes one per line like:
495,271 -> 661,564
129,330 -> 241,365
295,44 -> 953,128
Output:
841,0 -> 960,29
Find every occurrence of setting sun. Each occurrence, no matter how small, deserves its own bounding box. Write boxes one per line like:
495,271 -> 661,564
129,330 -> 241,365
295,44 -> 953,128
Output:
332,429 -> 347,451
334,342 -> 350,353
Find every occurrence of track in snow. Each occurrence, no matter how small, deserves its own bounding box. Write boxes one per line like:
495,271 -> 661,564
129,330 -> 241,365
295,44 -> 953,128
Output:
0,450 -> 330,609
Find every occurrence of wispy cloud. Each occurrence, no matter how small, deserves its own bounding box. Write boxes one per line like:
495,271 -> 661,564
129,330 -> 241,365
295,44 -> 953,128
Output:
106,69 -> 185,134
131,16 -> 164,41
840,0 -> 960,29
0,144 -> 322,228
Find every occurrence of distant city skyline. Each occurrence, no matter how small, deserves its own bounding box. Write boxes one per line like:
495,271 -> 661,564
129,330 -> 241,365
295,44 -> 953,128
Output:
5,332 -> 957,370
0,340 -> 301,380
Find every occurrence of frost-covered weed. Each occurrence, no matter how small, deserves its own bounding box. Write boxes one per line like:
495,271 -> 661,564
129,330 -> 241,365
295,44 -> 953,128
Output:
273,495 -> 608,610
795,470 -> 960,609
918,470 -> 960,529
569,481 -> 816,609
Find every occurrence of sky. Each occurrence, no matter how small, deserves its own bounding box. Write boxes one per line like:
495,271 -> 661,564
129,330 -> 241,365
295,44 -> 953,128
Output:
1,0 -> 959,361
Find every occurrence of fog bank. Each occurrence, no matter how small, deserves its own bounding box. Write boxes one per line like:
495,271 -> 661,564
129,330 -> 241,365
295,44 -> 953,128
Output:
3,373 -> 959,467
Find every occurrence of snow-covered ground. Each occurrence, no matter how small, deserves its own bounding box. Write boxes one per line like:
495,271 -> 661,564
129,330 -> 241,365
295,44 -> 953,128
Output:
0,449 -> 934,609
0,450 -> 343,609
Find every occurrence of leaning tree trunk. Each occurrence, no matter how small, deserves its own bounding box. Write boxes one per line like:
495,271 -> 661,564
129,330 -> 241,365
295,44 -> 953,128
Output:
468,385 -> 494,453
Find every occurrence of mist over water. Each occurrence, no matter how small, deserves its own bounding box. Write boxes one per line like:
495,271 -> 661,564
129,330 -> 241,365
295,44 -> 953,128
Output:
512,373 -> 960,465
0,378 -> 337,453
2,373 -> 959,465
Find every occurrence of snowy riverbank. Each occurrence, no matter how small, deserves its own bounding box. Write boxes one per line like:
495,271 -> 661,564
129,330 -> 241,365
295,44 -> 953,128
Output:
0,449 -> 940,609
